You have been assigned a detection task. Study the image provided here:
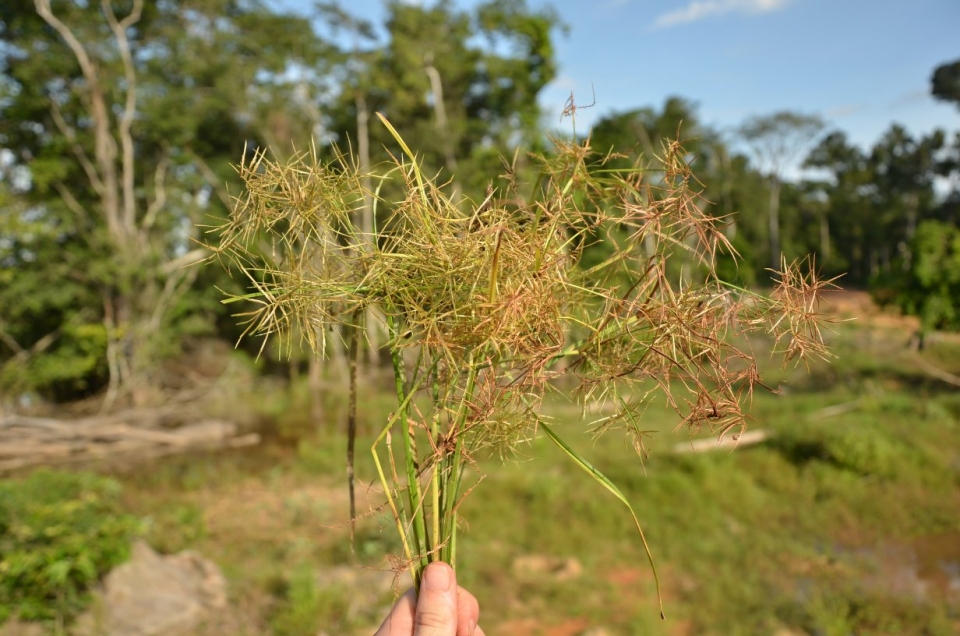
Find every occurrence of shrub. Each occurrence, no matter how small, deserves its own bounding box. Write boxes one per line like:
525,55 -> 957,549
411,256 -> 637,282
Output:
873,219 -> 960,334
0,469 -> 142,622
270,563 -> 349,636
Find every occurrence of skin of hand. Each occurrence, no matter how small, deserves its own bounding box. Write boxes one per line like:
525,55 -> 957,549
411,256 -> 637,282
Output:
375,562 -> 485,636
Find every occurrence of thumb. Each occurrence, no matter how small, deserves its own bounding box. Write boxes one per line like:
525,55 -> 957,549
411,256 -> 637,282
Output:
414,562 -> 459,636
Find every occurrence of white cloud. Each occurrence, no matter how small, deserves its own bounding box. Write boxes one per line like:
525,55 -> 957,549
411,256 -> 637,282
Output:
652,0 -> 789,29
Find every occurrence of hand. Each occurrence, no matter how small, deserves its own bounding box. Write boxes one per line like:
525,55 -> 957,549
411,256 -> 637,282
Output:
375,561 -> 484,636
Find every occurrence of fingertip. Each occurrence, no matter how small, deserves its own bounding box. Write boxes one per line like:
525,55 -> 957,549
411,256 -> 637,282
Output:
456,586 -> 479,636
415,563 -> 459,632
422,561 -> 455,591
374,587 -> 416,636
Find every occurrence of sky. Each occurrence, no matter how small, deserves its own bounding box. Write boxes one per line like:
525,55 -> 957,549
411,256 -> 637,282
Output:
284,0 -> 960,155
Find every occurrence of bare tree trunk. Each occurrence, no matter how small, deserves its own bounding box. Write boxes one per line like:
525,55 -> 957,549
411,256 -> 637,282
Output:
905,193 -> 919,240
725,218 -> 738,241
902,193 -> 919,270
852,230 -> 863,282
424,53 -> 461,203
36,0 -> 185,406
356,93 -> 382,368
102,295 -> 122,412
819,209 -> 831,263
309,353 -> 323,427
346,308 -> 361,553
718,147 -> 736,240
768,176 -> 781,270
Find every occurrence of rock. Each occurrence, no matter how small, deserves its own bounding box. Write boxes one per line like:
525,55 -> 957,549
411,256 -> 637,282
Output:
74,540 -> 226,636
0,620 -> 45,636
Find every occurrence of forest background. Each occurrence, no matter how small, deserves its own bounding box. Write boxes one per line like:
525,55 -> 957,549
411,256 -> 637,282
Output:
1,1 -> 960,635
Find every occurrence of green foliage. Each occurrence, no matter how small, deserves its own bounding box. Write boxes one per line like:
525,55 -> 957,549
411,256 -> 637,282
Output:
1,322 -> 109,399
877,220 -> 960,331
803,123 -> 957,287
270,564 -> 347,636
322,0 -> 562,201
0,0 -> 330,401
803,590 -> 956,636
931,58 -> 960,109
820,427 -> 901,478
588,96 -> 703,165
713,232 -> 758,287
142,503 -> 206,556
0,470 -> 142,623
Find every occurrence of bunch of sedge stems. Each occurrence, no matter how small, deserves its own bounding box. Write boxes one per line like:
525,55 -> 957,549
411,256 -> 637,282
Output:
211,116 -> 833,616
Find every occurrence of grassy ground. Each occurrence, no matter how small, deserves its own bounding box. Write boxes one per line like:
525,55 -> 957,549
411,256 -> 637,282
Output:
8,300 -> 959,635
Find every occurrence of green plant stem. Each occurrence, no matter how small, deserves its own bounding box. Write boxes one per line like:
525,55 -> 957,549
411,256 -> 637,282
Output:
370,371 -> 428,586
386,313 -> 429,579
440,353 -> 479,564
430,375 -> 442,562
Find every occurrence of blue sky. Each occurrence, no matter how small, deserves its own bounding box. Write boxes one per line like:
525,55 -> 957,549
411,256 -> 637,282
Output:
286,0 -> 960,153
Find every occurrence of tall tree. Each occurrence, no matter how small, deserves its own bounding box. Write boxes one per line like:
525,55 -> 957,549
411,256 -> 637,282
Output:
739,111 -> 824,269
587,98 -> 709,269
804,130 -> 873,280
588,99 -> 773,284
589,96 -> 703,167
932,59 -> 960,109
322,0 -> 562,202
891,220 -> 960,338
0,0 -> 328,403
869,124 -> 945,272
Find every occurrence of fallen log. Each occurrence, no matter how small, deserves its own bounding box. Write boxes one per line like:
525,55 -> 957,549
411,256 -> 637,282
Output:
0,410 -> 258,474
673,429 -> 770,454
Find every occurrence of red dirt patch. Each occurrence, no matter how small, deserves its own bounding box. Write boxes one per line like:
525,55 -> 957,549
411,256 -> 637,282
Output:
493,617 -> 592,636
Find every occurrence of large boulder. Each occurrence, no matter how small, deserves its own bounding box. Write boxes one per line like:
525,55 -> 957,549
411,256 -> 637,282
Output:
74,541 -> 226,636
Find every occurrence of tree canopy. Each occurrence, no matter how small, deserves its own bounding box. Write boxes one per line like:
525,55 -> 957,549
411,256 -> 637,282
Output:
932,59 -> 960,109
1,1 -> 959,404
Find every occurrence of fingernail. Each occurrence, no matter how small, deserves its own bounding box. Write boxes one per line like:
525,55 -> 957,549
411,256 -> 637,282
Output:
423,562 -> 452,591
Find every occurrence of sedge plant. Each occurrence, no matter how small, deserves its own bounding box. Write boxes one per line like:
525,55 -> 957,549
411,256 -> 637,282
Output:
211,116 -> 833,617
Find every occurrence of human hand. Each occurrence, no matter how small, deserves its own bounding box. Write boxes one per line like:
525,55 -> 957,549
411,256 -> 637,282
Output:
375,561 -> 484,636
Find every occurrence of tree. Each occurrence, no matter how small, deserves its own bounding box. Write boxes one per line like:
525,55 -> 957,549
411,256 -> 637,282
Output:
890,220 -> 960,338
804,130 -> 873,280
739,112 -> 824,269
0,0 -> 328,403
589,96 -> 703,167
932,59 -> 960,109
869,124 -> 945,270
586,98 -> 713,273
588,99 -> 775,285
322,0 -> 562,203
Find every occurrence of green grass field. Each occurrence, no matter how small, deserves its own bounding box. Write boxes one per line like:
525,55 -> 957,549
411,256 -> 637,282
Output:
5,315 -> 960,635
